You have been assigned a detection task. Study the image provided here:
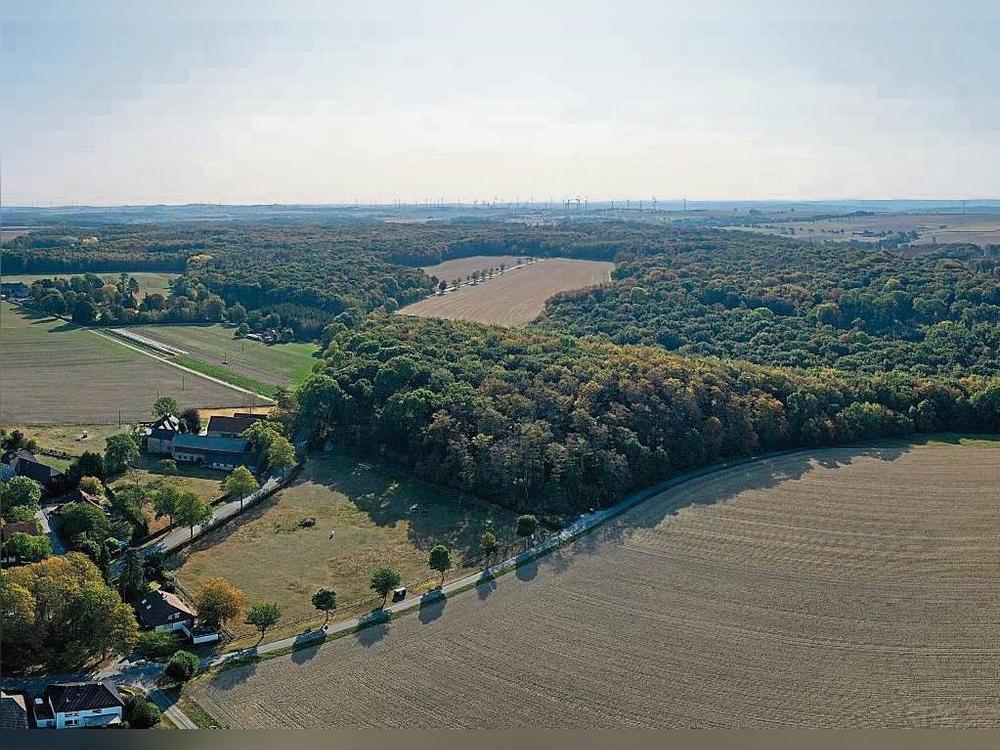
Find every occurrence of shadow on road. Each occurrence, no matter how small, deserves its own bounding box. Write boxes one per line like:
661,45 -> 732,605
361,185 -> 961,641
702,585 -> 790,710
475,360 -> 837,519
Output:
477,570 -> 498,600
418,591 -> 447,625
354,610 -> 390,647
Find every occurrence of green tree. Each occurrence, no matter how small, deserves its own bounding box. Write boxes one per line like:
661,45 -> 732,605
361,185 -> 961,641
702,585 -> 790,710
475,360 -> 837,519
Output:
180,408 -> 201,434
369,567 -> 402,608
245,602 -> 282,644
173,491 -> 213,538
4,532 -> 51,562
153,483 -> 182,523
165,649 -> 200,682
266,436 -> 296,476
152,396 -> 180,418
428,544 -> 452,586
516,514 -> 539,547
4,505 -> 39,524
104,433 -> 140,475
480,530 -> 500,562
223,465 -> 260,509
77,475 -> 105,497
195,578 -> 246,629
60,502 -> 112,542
2,553 -> 139,670
1,476 -> 42,511
68,451 -> 105,483
124,696 -> 162,728
136,630 -> 180,660
77,539 -> 112,581
117,547 -> 147,602
311,588 -> 337,626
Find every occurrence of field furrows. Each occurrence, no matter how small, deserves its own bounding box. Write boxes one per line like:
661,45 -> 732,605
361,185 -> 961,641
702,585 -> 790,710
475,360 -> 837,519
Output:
194,445 -> 1000,727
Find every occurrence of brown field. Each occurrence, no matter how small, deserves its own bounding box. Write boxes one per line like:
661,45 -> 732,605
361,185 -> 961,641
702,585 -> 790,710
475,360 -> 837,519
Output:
0,302 -> 247,425
420,254 -> 524,280
191,442 -> 1000,728
399,258 -> 614,326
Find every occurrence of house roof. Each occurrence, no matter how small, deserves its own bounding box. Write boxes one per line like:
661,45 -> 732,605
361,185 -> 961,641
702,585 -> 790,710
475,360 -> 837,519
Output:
206,415 -> 261,435
0,692 -> 28,730
146,414 -> 181,438
172,434 -> 250,454
1,522 -> 41,541
137,589 -> 197,628
2,448 -> 37,465
45,682 -> 124,714
9,457 -> 64,487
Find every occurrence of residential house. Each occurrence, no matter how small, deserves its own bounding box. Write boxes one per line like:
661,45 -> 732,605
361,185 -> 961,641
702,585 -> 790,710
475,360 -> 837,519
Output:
137,589 -> 196,632
144,413 -> 181,454
171,434 -> 254,471
0,691 -> 29,730
0,282 -> 31,300
1,450 -> 67,495
33,682 -> 124,729
206,413 -> 263,439
0,521 -> 43,565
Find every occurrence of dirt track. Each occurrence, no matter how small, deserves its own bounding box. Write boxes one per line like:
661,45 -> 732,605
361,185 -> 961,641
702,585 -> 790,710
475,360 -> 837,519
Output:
192,444 -> 1000,727
399,258 -> 613,326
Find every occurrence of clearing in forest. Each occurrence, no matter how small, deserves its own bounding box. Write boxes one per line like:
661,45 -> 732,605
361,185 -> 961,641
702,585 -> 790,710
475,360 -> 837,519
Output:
191,442 -> 1000,728
400,257 -> 614,326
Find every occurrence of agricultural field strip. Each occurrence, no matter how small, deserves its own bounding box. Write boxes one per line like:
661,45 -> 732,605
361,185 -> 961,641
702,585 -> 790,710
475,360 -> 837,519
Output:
111,328 -> 189,355
88,327 -> 274,402
193,445 -> 1000,728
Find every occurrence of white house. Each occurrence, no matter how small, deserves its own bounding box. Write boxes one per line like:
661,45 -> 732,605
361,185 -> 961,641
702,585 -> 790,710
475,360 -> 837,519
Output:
33,682 -> 124,729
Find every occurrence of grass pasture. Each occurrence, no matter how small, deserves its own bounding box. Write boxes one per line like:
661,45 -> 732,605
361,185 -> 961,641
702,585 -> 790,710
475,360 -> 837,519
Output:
192,442 -> 1000,728
400,258 -> 614,326
0,302 -> 246,425
174,453 -> 515,646
123,324 -> 320,392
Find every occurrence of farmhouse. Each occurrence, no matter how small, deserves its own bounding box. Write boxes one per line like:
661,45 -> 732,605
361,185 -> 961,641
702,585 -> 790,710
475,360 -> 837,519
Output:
0,691 -> 29,730
144,413 -> 181,454
0,281 -> 31,300
171,434 -> 254,471
137,589 -> 196,632
1,450 -> 67,495
206,413 -> 263,438
33,682 -> 124,729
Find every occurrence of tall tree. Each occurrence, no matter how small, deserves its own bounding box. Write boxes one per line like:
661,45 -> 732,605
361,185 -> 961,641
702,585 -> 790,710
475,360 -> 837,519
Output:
369,567 -> 402,608
173,491 -> 213,538
480,530 -> 500,563
195,578 -> 246,629
428,544 -> 452,586
311,588 -> 337,626
104,433 -> 140,475
1,476 -> 42,511
152,396 -> 180,418
245,602 -> 282,644
223,466 -> 260,510
516,514 -> 539,548
117,547 -> 147,602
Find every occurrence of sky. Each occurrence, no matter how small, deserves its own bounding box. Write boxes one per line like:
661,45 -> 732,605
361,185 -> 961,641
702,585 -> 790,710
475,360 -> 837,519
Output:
3,1 -> 1000,205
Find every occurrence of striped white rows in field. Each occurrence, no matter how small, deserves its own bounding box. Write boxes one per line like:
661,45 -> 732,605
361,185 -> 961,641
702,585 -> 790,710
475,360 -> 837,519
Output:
116,329 -> 189,356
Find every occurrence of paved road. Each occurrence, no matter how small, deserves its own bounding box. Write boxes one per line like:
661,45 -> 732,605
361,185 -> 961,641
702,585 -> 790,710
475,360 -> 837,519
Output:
149,689 -> 197,729
141,475 -> 281,557
36,506 -> 67,555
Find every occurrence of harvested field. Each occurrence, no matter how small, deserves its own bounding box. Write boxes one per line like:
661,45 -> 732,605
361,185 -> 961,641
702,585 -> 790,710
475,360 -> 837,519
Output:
192,443 -> 1000,728
420,254 -> 523,280
0,302 -> 247,424
399,258 -> 614,326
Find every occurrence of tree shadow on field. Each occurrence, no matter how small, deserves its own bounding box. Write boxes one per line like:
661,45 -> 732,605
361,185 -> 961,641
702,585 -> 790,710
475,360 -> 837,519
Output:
290,631 -> 327,665
477,570 -> 498,600
209,657 -> 258,691
515,556 -> 538,582
354,610 -> 390,647
418,590 -> 447,624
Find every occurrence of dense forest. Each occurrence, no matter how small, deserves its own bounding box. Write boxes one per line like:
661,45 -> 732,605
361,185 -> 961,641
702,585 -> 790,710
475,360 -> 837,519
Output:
541,232 -> 999,376
295,315 -> 999,518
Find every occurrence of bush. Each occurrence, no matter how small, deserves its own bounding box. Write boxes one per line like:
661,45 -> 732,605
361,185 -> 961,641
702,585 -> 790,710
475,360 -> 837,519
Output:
165,649 -> 199,682
136,630 -> 181,661
124,695 -> 162,728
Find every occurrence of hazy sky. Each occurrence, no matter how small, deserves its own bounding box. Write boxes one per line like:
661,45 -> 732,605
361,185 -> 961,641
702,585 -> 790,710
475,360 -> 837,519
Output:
3,1 -> 1000,205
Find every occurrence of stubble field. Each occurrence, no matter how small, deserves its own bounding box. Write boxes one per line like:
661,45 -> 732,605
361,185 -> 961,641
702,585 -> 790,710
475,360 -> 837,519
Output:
0,302 -> 246,424
192,442 -> 1000,728
399,258 -> 614,326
